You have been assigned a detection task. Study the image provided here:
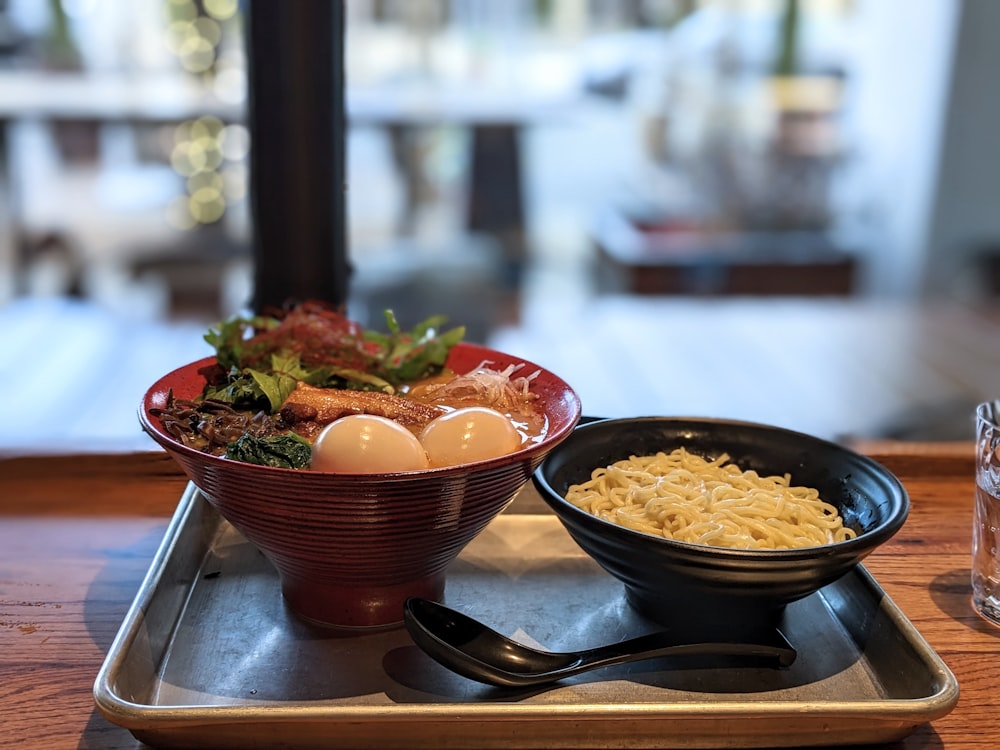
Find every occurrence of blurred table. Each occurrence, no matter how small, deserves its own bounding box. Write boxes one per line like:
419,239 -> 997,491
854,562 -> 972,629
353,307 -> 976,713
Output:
4,296 -> 999,455
0,69 -> 572,128
0,69 -> 236,123
591,207 -> 858,296
0,70 -> 578,293
347,81 -> 576,282
488,296 -> 1000,443
0,444 -> 996,748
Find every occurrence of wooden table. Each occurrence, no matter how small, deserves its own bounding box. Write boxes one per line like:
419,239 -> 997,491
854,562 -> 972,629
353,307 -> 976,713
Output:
1,444 -> 997,749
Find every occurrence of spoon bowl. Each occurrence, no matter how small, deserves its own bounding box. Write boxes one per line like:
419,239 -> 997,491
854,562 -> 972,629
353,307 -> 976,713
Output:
403,598 -> 796,688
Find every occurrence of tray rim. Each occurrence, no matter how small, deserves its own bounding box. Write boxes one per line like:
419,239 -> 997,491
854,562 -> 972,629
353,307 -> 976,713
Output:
93,483 -> 960,746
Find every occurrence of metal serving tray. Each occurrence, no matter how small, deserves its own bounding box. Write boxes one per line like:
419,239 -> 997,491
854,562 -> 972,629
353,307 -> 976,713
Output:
95,483 -> 958,749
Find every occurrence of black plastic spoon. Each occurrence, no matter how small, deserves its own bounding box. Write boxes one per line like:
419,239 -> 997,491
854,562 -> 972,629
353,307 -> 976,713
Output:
403,597 -> 796,688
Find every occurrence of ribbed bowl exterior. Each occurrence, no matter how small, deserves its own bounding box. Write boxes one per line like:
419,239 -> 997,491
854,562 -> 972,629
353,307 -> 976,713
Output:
533,417 -> 910,635
168,450 -> 537,583
142,343 -> 581,629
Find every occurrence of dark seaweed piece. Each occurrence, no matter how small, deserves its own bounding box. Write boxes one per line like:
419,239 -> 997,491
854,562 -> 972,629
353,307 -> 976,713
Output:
225,433 -> 313,469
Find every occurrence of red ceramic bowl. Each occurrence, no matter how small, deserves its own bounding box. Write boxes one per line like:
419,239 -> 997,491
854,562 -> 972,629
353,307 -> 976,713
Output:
140,342 -> 581,629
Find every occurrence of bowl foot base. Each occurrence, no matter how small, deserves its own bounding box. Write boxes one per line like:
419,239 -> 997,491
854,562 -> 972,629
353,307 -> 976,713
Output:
281,572 -> 447,630
625,588 -> 787,639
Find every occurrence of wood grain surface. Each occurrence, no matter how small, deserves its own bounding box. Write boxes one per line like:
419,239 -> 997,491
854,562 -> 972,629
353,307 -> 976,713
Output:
1,445 -> 997,749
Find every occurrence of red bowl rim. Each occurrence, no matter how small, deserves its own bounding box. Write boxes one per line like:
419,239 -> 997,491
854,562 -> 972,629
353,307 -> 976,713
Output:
139,341 -> 582,478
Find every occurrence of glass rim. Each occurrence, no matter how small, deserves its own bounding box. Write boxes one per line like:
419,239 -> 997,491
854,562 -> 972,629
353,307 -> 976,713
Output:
978,401 -> 1000,425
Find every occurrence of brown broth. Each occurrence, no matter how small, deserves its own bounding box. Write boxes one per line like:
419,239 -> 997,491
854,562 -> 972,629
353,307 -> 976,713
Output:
404,368 -> 548,445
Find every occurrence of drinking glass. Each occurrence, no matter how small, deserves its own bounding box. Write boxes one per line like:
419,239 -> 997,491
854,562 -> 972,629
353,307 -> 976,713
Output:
973,401 -> 1000,626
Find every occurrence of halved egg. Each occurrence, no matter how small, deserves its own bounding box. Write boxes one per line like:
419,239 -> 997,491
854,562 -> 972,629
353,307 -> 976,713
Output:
311,414 -> 429,473
419,406 -> 522,468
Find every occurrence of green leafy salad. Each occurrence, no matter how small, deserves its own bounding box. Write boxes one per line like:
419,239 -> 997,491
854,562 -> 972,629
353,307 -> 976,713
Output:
201,302 -> 465,413
153,301 -> 466,468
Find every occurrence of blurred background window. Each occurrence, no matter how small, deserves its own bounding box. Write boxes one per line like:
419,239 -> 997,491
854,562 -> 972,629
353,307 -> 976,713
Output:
2,0 -> 1000,453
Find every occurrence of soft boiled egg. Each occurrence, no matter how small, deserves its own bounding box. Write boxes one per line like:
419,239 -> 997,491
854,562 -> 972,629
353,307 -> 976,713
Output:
419,406 -> 522,468
311,414 -> 429,473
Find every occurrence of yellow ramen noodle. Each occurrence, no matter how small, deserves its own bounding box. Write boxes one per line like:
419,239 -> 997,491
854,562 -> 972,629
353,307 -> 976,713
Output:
565,447 -> 856,550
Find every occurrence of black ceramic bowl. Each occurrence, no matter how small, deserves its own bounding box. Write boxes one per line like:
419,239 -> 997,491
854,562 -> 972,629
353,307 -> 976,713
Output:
532,417 -> 909,634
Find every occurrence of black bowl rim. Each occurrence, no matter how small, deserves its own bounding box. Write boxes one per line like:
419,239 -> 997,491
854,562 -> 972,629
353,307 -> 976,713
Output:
532,415 -> 910,561
139,342 -> 583,479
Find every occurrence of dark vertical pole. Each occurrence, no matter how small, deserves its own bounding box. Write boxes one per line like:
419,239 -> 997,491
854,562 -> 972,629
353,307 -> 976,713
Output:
244,0 -> 351,313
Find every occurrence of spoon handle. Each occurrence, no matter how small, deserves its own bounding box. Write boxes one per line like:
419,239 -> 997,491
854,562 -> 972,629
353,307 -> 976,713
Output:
574,627 -> 797,674
480,630 -> 796,688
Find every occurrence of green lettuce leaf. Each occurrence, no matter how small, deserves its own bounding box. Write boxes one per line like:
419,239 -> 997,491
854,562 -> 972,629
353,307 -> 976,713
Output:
203,314 -> 276,371
247,352 -> 312,411
201,307 -> 465,410
367,311 -> 465,384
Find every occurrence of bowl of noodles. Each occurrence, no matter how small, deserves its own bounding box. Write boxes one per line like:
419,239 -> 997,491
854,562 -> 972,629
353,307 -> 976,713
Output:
532,416 -> 908,634
140,302 -> 581,629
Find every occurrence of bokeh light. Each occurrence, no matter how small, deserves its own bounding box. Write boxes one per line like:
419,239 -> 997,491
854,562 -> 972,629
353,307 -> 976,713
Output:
204,0 -> 239,22
188,186 -> 227,223
219,123 -> 250,161
162,1 -> 246,229
168,114 -> 245,226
